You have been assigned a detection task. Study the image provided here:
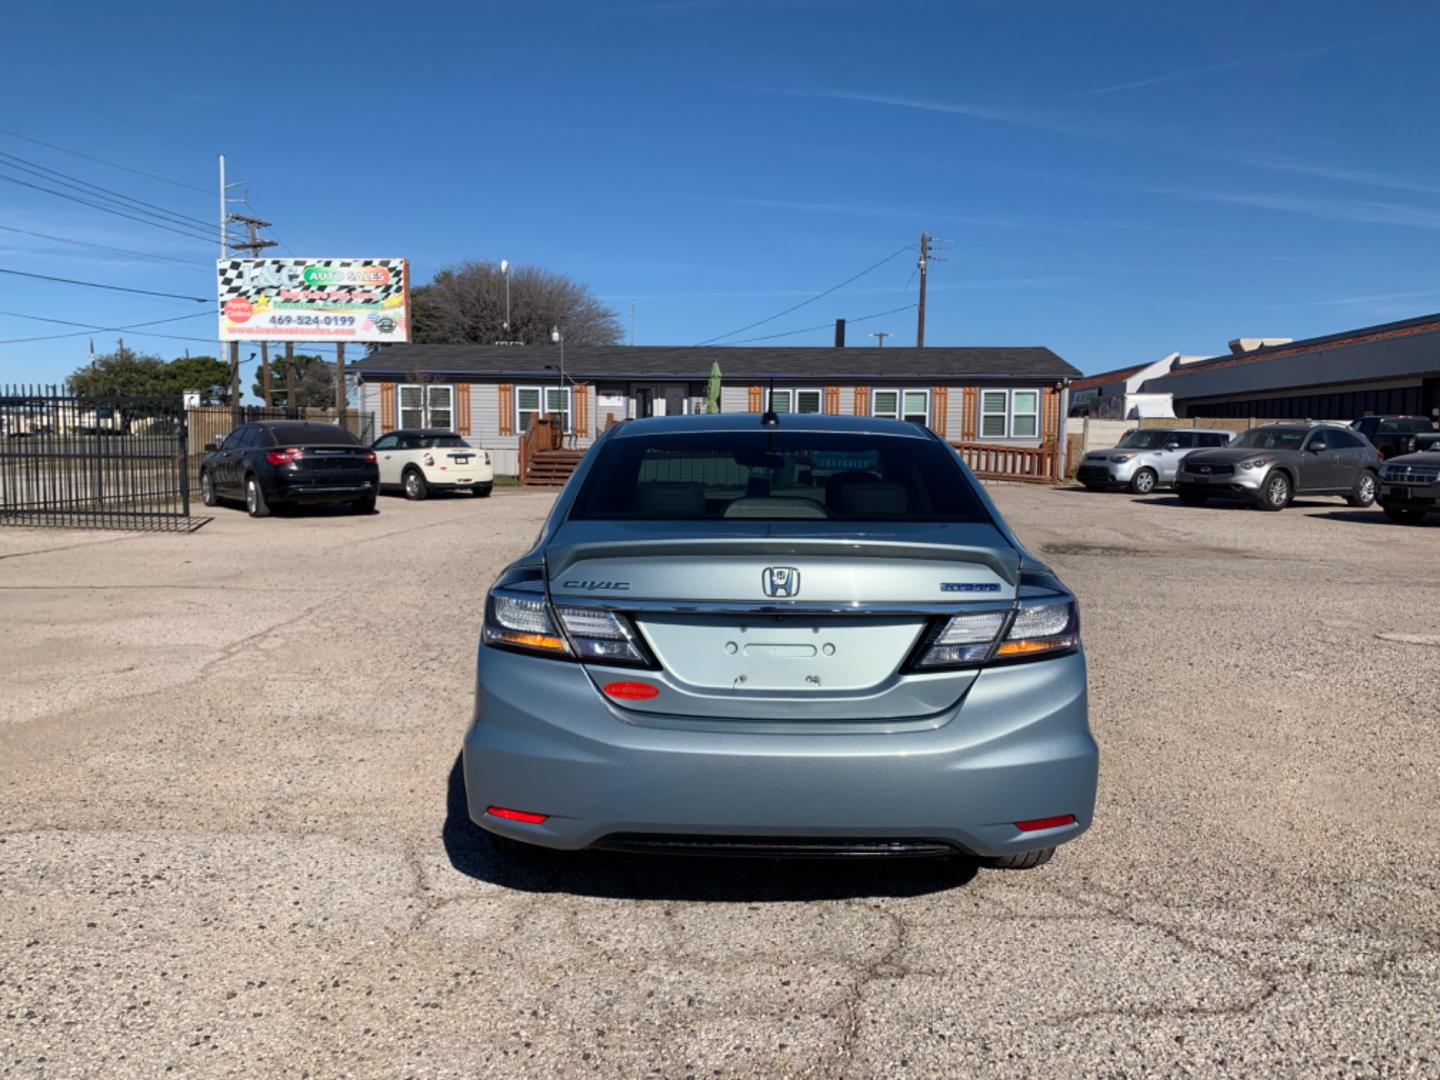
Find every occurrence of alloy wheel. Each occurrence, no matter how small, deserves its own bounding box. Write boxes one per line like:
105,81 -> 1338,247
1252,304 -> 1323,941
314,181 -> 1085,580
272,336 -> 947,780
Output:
246,481 -> 257,514
1267,473 -> 1289,507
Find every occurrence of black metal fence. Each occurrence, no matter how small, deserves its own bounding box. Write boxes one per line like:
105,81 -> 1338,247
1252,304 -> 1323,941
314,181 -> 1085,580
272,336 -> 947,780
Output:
0,385 -> 190,531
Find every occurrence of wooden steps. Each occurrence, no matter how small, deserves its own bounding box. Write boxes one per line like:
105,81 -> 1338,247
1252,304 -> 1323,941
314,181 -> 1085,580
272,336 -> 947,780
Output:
523,449 -> 585,486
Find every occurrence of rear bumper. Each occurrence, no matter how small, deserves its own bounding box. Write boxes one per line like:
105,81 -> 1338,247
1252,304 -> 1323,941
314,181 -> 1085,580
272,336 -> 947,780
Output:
270,476 -> 376,503
463,648 -> 1098,858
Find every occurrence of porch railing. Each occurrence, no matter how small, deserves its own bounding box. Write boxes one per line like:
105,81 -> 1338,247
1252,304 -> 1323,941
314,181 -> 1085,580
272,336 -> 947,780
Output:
949,441 -> 1058,484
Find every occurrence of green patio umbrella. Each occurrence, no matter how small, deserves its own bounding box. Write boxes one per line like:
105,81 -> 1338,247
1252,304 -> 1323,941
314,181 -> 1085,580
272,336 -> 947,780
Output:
706,361 -> 723,414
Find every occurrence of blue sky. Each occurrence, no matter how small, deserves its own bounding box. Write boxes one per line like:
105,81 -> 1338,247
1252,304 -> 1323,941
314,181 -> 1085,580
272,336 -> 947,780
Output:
2,0 -> 1438,388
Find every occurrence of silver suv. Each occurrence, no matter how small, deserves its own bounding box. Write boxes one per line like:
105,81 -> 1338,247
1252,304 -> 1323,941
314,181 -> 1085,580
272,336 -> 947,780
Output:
1176,423 -> 1381,511
1077,428 -> 1235,494
464,414 -> 1098,869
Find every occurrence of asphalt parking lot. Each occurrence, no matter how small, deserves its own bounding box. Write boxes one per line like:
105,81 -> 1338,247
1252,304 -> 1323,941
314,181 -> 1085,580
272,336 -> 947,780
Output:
2,485 -> 1438,1077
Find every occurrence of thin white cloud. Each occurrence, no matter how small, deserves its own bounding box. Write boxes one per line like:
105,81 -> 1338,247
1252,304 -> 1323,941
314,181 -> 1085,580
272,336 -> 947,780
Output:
775,88 -> 1099,140
1148,185 -> 1440,232
1272,288 -> 1440,308
1082,41 -> 1362,96
1244,156 -> 1440,196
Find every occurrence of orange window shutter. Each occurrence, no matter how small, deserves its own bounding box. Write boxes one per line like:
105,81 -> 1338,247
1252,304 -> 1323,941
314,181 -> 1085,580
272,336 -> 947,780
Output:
575,385 -> 590,438
824,386 -> 840,414
853,386 -> 870,415
747,385 -> 763,412
1042,386 -> 1059,440
961,387 -> 978,441
379,382 -> 396,432
498,383 -> 514,436
931,386 -> 948,437
455,384 -> 471,435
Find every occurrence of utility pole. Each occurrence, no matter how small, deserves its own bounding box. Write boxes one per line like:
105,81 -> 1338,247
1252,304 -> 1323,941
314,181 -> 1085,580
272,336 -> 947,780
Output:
916,232 -> 930,348
230,215 -> 277,407
284,341 -> 296,413
870,331 -> 891,347
335,342 -> 347,426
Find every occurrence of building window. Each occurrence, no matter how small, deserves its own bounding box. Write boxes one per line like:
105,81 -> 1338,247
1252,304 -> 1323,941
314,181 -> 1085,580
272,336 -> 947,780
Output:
872,389 -> 930,425
399,383 -> 454,430
516,385 -> 572,433
980,390 -> 1009,438
1011,390 -> 1039,438
769,388 -> 822,414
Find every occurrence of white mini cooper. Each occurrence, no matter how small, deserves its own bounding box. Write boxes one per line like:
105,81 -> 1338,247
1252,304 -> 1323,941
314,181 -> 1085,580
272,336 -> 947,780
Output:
372,429 -> 494,499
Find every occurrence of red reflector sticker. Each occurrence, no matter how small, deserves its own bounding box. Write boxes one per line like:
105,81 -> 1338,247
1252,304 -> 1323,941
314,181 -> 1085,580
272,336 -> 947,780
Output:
603,681 -> 660,701
486,806 -> 548,824
1015,814 -> 1077,833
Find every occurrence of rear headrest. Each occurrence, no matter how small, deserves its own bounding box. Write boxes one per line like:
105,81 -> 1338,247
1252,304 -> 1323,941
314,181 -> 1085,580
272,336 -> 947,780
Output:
636,481 -> 705,516
839,481 -> 908,517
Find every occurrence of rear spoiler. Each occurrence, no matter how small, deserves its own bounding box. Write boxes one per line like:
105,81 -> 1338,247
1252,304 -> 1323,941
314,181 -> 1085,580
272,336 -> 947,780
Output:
544,537 -> 1021,586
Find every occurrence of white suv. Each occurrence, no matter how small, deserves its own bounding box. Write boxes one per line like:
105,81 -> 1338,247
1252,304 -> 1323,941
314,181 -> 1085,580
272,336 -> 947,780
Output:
372,429 -> 494,499
1077,428 -> 1234,494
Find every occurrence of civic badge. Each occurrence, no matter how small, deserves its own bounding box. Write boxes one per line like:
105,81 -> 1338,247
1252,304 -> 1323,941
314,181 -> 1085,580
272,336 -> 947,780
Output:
761,567 -> 800,598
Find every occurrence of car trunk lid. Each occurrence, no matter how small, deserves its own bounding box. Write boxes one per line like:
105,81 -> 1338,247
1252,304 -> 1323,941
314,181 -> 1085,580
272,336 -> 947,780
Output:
546,521 -> 1017,720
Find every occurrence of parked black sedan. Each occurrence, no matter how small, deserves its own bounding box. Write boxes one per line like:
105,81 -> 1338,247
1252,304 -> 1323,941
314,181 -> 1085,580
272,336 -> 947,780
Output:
199,420 -> 379,517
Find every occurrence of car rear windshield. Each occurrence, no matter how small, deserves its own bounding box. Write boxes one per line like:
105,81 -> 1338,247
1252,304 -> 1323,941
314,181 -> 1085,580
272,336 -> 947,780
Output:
568,430 -> 990,522
265,423 -> 359,446
1380,419 -> 1436,433
1116,429 -> 1173,449
419,435 -> 468,448
1232,428 -> 1307,451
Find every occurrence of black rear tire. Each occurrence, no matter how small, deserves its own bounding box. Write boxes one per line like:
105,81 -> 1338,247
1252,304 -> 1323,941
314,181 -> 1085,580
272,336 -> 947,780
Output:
472,484 -> 493,497
488,831 -> 545,859
244,475 -> 270,518
982,847 -> 1055,870
1383,504 -> 1427,524
351,496 -> 377,514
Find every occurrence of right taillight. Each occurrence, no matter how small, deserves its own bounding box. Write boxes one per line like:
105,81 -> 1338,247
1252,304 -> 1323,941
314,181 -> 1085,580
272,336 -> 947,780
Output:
994,600 -> 1080,660
911,597 -> 1080,670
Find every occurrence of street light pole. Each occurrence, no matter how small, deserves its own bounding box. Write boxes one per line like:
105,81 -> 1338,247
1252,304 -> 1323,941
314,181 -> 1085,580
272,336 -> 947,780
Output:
550,326 -> 565,432
500,259 -> 511,339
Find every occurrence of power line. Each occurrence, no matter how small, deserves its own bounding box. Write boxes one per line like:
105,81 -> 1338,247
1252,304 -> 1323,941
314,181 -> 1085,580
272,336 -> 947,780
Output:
694,244 -> 914,345
0,266 -> 212,302
0,150 -> 215,233
0,171 -> 227,246
0,126 -> 213,195
728,302 -> 918,345
0,309 -> 214,344
0,223 -> 211,268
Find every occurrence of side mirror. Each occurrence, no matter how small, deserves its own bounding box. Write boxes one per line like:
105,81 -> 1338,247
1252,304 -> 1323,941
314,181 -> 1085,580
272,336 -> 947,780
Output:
1308,442 -> 1326,453
1163,442 -> 1180,451
212,434 -> 224,450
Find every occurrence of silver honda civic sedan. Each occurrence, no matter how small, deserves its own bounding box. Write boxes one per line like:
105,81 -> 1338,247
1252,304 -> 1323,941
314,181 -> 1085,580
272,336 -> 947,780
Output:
463,413 -> 1098,868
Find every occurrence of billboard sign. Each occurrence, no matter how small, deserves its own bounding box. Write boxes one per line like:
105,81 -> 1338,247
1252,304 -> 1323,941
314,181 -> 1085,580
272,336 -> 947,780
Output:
217,258 -> 410,343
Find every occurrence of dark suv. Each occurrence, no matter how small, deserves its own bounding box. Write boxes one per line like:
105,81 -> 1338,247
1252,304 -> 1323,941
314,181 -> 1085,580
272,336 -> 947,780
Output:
199,420 -> 379,517
1350,415 -> 1440,460
1175,423 -> 1381,511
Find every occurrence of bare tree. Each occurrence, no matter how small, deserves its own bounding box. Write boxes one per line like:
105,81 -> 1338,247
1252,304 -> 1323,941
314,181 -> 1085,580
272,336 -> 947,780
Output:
410,260 -> 623,346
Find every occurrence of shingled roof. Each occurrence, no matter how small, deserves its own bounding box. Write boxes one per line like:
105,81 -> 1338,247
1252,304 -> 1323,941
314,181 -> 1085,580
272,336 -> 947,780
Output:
352,344 -> 1078,382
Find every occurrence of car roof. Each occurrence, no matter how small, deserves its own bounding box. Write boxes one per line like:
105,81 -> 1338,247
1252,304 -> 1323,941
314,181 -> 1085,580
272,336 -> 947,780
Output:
388,428 -> 459,436
253,419 -> 344,427
608,413 -> 935,439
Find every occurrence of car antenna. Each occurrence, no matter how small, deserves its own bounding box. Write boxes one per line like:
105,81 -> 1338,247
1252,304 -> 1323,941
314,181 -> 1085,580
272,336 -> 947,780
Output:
761,374 -> 779,427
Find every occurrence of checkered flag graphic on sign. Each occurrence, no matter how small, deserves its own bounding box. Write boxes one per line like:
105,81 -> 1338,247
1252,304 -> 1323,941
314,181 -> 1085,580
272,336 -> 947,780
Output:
216,258 -> 407,305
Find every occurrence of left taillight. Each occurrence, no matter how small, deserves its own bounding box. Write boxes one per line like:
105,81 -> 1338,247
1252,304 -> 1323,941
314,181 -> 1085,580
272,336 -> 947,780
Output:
363,450 -> 377,463
265,447 -> 303,465
483,588 -> 570,656
482,584 -> 653,667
